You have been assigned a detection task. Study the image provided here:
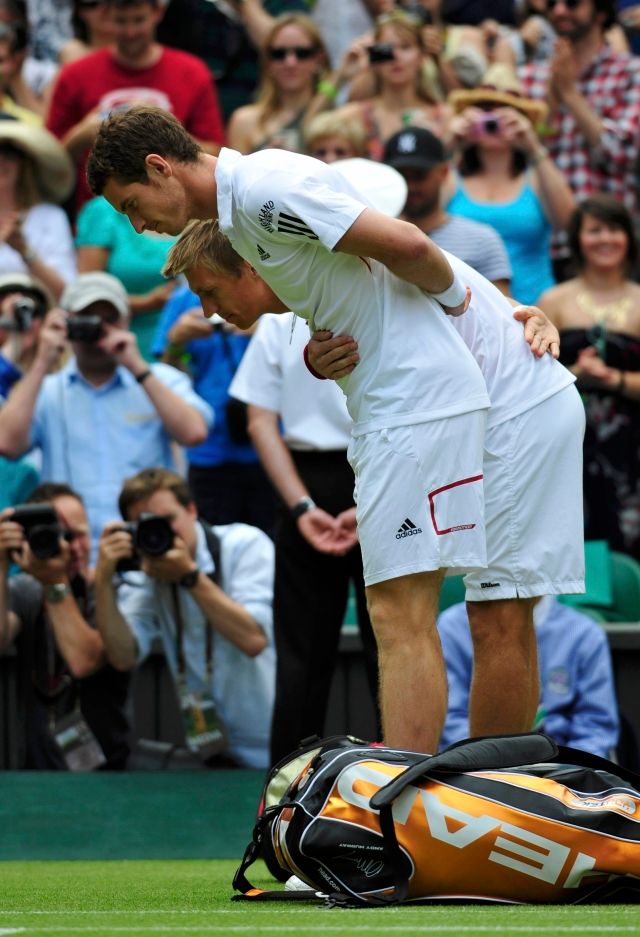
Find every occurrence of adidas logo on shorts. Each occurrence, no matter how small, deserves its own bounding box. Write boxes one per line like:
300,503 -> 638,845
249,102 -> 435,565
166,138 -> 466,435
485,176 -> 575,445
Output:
396,517 -> 423,539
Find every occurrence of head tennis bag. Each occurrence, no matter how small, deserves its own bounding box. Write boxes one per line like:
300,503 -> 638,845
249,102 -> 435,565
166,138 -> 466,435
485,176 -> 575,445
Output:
234,732 -> 640,905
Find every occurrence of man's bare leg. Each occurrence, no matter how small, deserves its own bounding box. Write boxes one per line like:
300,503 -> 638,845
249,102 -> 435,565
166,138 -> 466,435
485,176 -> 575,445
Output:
366,569 -> 446,752
466,597 -> 539,737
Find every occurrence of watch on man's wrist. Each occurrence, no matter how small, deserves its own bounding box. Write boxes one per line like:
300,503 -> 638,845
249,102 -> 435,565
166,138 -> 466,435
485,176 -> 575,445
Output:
290,495 -> 317,520
178,567 -> 200,589
44,582 -> 71,604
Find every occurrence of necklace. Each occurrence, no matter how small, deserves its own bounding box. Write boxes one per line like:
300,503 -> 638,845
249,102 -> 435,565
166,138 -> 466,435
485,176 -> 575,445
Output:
575,288 -> 632,328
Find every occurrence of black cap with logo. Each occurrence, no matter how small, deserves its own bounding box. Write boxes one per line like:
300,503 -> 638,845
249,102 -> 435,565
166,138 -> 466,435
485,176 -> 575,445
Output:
382,127 -> 447,171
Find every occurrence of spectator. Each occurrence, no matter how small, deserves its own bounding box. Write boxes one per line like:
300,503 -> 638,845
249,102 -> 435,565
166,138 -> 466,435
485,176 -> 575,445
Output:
156,0 -> 312,121
0,481 -> 130,769
75,195 -> 176,360
518,0 -> 640,277
0,119 -> 76,301
151,285 -> 275,534
538,195 -> 640,560
382,125 -> 512,293
303,110 -> 368,161
95,467 -> 275,769
438,596 -> 620,758
0,272 -> 54,401
59,0 -> 115,66
317,10 -> 450,161
0,271 -> 212,557
445,65 -> 575,304
227,13 -> 329,155
0,21 -> 44,123
46,0 -> 225,216
230,313 -> 379,765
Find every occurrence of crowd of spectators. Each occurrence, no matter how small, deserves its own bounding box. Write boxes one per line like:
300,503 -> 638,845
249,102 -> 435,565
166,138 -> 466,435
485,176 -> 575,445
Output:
0,0 -> 637,772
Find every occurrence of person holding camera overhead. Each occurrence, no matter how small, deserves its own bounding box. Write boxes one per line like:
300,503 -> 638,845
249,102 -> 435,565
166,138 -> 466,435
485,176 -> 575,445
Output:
444,65 -> 575,304
95,468 -> 275,769
0,482 -> 130,769
0,272 -> 212,559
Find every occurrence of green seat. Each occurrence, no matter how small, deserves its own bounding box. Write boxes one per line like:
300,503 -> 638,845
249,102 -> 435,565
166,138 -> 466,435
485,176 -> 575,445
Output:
606,551 -> 640,622
439,574 -> 465,613
560,543 -> 640,623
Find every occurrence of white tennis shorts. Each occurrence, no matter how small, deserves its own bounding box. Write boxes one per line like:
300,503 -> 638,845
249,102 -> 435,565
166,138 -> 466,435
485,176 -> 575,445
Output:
348,409 -> 488,587
464,383 -> 586,601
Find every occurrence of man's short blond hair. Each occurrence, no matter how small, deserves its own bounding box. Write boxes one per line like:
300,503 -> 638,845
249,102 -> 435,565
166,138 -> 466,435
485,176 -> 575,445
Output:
162,219 -> 246,280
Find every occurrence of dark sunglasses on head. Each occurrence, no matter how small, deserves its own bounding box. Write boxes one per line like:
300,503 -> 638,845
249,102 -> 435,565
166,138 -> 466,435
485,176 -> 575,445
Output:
267,45 -> 318,61
547,0 -> 581,9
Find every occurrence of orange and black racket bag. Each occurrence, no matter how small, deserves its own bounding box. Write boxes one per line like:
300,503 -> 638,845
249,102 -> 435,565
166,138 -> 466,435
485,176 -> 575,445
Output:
234,733 -> 640,905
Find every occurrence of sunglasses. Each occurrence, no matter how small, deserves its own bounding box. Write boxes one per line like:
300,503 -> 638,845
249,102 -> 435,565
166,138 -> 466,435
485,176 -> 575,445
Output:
547,0 -> 581,9
267,45 -> 318,61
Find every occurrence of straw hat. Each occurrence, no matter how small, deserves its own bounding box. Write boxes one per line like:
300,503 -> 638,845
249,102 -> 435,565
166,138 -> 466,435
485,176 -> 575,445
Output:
448,64 -> 548,125
0,116 -> 75,203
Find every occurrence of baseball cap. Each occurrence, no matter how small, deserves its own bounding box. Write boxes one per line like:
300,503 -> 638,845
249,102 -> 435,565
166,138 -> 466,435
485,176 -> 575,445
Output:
61,272 -> 129,319
383,127 -> 447,171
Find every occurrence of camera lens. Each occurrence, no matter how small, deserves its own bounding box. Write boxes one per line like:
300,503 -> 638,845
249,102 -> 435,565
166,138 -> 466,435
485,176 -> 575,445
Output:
485,118 -> 499,134
135,516 -> 174,556
28,524 -> 62,560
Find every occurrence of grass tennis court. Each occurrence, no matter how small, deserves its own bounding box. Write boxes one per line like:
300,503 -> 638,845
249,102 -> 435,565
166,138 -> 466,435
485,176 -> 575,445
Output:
1,859 -> 640,937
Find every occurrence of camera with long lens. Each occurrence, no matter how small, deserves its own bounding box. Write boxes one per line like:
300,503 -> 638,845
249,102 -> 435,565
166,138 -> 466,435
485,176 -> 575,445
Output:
6,503 -> 63,559
116,513 -> 175,572
66,315 -> 104,344
0,297 -> 37,333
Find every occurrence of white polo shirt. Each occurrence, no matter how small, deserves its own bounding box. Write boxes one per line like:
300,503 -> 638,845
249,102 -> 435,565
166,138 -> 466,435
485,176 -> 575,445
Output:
216,147 -> 489,437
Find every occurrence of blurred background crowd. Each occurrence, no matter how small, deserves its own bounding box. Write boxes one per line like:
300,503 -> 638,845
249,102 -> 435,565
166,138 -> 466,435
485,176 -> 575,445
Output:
0,0 -> 638,774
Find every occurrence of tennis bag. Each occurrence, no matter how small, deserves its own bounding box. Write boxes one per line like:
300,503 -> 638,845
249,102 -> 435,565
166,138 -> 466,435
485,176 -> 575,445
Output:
233,732 -> 640,905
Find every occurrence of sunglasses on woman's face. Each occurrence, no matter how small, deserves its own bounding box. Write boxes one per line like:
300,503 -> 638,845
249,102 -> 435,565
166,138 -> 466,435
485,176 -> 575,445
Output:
547,0 -> 582,10
267,46 -> 318,61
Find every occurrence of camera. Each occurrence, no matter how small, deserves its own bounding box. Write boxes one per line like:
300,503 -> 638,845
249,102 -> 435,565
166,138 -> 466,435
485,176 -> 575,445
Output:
474,113 -> 501,136
66,315 -> 104,344
6,503 -> 63,559
116,513 -> 175,572
368,43 -> 395,64
0,297 -> 37,333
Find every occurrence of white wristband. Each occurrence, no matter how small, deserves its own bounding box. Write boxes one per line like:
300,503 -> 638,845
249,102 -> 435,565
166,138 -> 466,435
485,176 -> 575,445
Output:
430,276 -> 467,308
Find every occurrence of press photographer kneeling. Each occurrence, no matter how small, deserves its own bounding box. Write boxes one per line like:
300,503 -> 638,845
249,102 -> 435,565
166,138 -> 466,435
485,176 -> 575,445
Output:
0,483 -> 130,770
95,468 -> 275,769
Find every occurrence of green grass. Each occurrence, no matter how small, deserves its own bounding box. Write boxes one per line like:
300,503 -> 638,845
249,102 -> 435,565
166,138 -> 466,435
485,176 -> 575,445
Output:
0,860 -> 639,936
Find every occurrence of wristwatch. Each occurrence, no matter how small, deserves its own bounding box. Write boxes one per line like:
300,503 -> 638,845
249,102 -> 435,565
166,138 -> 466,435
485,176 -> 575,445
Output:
178,567 -> 200,589
45,582 -> 71,604
290,496 -> 317,520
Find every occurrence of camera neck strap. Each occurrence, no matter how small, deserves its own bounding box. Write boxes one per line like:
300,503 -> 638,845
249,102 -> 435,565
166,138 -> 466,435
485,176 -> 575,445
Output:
171,521 -> 222,687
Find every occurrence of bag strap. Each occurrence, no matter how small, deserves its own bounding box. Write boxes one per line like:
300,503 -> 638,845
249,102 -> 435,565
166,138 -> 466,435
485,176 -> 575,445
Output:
370,732 -> 558,810
199,521 -> 221,587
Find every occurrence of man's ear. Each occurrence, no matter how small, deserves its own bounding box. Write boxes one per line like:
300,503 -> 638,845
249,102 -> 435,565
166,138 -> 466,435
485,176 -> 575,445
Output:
144,153 -> 172,177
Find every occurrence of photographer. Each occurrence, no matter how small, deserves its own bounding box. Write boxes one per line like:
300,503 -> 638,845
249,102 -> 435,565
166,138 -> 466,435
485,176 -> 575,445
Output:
0,482 -> 130,769
0,272 -> 213,557
95,468 -> 275,769
0,272 -> 53,403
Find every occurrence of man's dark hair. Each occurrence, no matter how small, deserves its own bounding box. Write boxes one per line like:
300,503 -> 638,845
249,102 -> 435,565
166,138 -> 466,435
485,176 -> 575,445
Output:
118,468 -> 194,519
27,482 -> 83,505
105,0 -> 160,7
87,106 -> 201,195
567,194 -> 638,269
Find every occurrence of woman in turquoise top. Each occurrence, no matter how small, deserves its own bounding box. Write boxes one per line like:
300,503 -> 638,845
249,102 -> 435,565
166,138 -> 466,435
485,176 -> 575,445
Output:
75,196 -> 177,359
444,66 -> 575,305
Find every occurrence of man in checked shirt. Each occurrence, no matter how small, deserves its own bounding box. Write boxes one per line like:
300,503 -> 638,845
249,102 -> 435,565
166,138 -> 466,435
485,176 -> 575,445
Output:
519,0 -> 640,279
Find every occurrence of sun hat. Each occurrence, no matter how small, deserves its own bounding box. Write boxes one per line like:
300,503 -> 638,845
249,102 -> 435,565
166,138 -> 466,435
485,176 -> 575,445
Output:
331,158 -> 408,217
447,64 -> 548,125
0,272 -> 54,312
0,115 -> 75,203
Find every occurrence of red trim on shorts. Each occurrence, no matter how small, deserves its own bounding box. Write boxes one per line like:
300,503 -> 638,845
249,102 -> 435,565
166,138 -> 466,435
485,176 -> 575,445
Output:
428,474 -> 483,535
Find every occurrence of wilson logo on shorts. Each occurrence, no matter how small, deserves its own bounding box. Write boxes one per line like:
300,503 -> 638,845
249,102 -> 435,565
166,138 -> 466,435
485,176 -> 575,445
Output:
396,518 -> 423,539
428,474 -> 483,536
